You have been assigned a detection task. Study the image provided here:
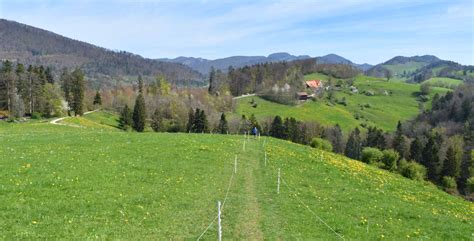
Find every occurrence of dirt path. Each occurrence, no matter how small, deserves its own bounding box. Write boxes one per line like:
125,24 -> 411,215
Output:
49,109 -> 99,126
235,140 -> 264,240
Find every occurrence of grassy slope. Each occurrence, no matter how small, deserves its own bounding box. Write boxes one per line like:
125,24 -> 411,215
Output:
236,75 -> 449,132
60,111 -> 119,129
382,61 -> 427,79
0,120 -> 472,239
423,77 -> 463,88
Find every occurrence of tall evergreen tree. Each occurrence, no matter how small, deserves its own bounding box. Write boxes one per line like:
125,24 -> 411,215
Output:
393,121 -> 408,159
442,146 -> 461,179
345,127 -> 362,160
71,68 -> 85,116
423,133 -> 442,182
410,137 -> 424,163
217,113 -> 229,134
93,91 -> 102,106
118,104 -> 132,130
208,67 -> 216,95
269,115 -> 285,138
132,94 -> 146,132
138,75 -> 144,94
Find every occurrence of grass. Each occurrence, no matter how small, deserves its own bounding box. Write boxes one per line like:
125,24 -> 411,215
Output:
60,110 -> 119,129
382,61 -> 427,79
0,120 -> 472,239
236,74 -> 449,132
422,77 -> 463,88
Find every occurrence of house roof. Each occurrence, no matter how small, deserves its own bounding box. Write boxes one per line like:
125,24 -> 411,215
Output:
305,80 -> 323,89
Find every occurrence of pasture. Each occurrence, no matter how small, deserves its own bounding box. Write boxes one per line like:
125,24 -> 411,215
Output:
0,119 -> 472,239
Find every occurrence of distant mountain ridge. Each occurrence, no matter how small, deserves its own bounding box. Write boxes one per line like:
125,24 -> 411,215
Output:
159,52 -> 311,74
161,53 -> 372,74
0,19 -> 204,87
316,54 -> 373,71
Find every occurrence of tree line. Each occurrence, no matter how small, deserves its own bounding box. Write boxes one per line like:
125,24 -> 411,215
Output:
0,60 -> 85,118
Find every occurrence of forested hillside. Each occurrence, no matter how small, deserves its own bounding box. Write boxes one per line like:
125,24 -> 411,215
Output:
0,19 -> 204,88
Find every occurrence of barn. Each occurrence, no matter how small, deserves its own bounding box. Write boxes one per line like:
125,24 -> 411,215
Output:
305,80 -> 323,92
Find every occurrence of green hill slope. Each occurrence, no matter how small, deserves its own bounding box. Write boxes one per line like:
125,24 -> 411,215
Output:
236,75 -> 449,131
0,121 -> 472,239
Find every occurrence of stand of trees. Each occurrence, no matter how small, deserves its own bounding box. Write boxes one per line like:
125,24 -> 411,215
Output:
0,61 -> 85,118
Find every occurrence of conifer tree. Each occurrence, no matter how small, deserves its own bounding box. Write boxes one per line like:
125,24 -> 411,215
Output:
269,115 -> 285,138
138,75 -> 144,94
217,113 -> 229,134
70,68 -> 85,116
393,121 -> 408,159
345,127 -> 362,160
410,137 -> 424,163
93,91 -> 102,106
208,67 -> 216,95
132,94 -> 146,132
118,104 -> 132,130
442,146 -> 459,179
423,133 -> 442,182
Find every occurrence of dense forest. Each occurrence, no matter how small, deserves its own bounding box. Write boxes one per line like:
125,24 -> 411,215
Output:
0,19 -> 204,88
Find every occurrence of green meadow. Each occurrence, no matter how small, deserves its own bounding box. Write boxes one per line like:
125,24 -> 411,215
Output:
0,116 -> 472,239
236,74 -> 450,132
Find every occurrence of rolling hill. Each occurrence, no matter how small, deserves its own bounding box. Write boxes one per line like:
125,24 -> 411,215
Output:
235,74 -> 450,132
366,55 -> 473,83
0,19 -> 204,87
0,115 -> 472,239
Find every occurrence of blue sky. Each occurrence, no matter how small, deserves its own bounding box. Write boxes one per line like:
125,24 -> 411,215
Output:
0,0 -> 472,65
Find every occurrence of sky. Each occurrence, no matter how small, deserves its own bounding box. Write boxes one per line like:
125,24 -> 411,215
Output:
0,0 -> 473,65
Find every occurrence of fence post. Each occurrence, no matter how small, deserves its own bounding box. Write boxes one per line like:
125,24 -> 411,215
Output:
277,168 -> 280,194
243,140 -> 246,152
234,155 -> 237,174
218,201 -> 222,241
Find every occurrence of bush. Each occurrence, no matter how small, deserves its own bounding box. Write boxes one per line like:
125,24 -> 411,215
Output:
31,112 -> 42,119
398,159 -> 426,181
310,138 -> 333,152
441,176 -> 457,190
361,147 -> 383,164
381,149 -> 399,171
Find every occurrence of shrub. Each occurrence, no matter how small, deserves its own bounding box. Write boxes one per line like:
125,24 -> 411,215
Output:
381,149 -> 399,171
31,112 -> 42,119
310,138 -> 333,152
398,159 -> 426,181
441,176 -> 457,190
361,147 -> 383,164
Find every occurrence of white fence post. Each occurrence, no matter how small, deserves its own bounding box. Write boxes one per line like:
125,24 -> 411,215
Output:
277,168 -> 280,194
218,201 -> 222,241
234,155 -> 237,174
243,140 -> 246,151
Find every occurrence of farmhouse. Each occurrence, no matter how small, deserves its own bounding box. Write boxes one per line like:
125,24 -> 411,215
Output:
305,80 -> 323,92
